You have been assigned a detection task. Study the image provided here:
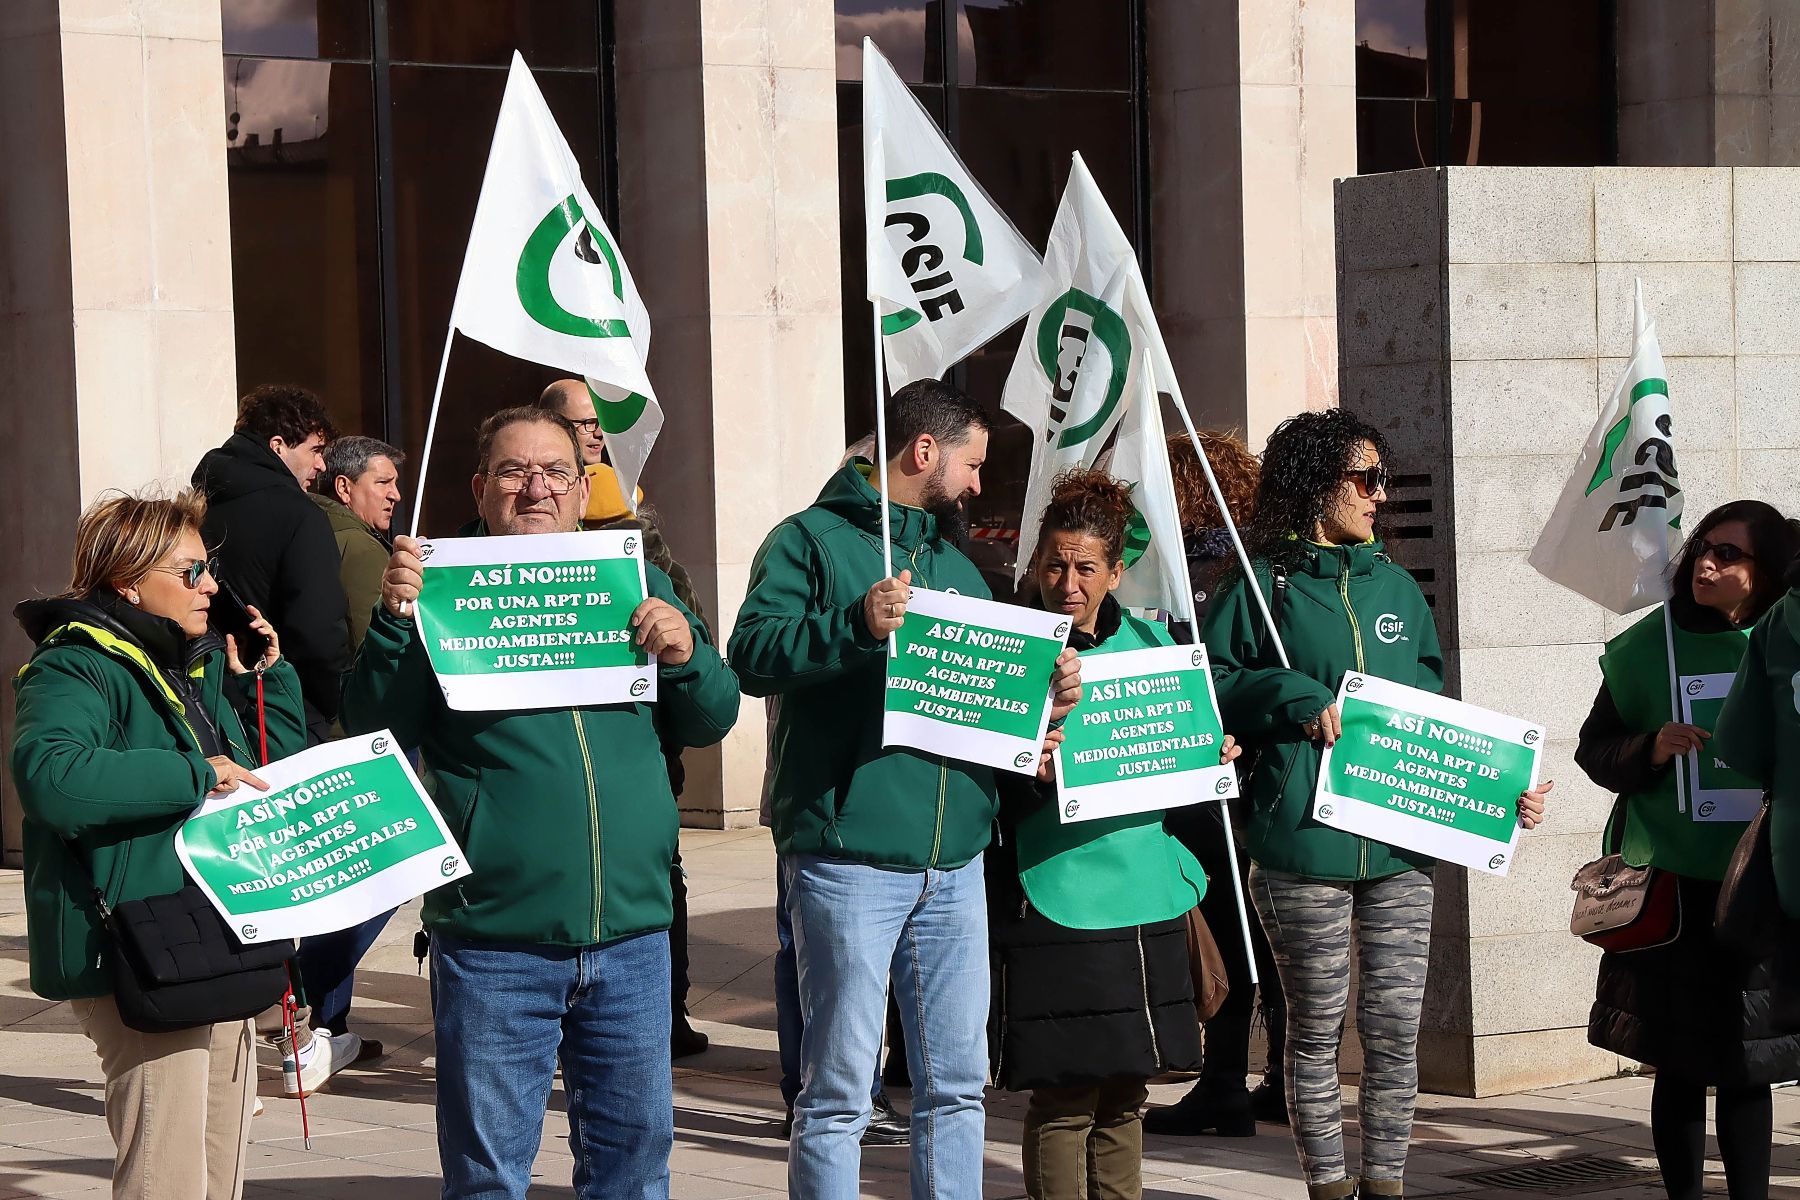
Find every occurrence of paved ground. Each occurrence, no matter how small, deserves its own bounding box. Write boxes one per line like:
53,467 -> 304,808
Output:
1,827 -> 1797,1198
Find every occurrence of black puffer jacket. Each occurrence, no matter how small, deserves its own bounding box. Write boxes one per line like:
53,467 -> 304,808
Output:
986,600 -> 1202,1092
192,433 -> 350,744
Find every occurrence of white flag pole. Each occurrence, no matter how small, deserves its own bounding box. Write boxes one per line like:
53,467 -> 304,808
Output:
1662,604 -> 1689,814
870,308 -> 896,584
1162,376 -> 1291,668
406,327 -> 457,542
1146,356 -> 1260,987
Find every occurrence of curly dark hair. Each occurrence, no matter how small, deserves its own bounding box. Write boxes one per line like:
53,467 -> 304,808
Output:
235,384 -> 337,446
1248,409 -> 1391,569
1035,468 -> 1135,567
1668,500 -> 1800,627
1167,431 -> 1258,534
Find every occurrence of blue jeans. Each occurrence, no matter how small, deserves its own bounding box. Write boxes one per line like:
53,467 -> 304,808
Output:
786,854 -> 989,1200
430,932 -> 674,1200
774,856 -> 885,1111
295,908 -> 397,1035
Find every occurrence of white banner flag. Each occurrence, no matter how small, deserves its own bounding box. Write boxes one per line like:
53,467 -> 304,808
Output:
863,38 -> 1044,391
1109,352 -> 1193,624
1528,279 -> 1683,614
450,53 -> 663,507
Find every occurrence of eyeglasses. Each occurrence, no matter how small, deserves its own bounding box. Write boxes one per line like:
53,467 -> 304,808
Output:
148,558 -> 218,589
1343,464 -> 1390,499
1697,537 -> 1754,565
488,465 -> 580,496
566,417 -> 603,436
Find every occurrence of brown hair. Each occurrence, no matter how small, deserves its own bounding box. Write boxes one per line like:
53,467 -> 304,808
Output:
475,406 -> 582,473
1037,469 -> 1135,567
64,490 -> 209,599
1167,431 -> 1258,534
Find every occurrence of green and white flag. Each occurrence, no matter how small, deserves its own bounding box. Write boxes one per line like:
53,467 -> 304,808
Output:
863,38 -> 1045,390
450,53 -> 662,508
1528,278 -> 1682,614
1108,351 -> 1193,625
1003,153 -> 1186,616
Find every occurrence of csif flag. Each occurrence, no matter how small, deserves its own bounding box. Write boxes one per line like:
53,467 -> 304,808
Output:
1528,278 -> 1682,614
1003,152 -> 1187,616
1108,351 -> 1193,626
863,38 -> 1044,391
450,53 -> 662,509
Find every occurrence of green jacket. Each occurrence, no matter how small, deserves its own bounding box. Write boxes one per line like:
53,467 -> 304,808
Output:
1202,541 -> 1444,881
310,492 -> 389,653
340,564 -> 739,947
1014,604 -> 1207,929
10,597 -> 308,1000
729,460 -> 998,870
1715,589 -> 1800,918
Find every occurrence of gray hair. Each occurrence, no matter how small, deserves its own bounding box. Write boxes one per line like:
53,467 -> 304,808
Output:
316,435 -> 404,498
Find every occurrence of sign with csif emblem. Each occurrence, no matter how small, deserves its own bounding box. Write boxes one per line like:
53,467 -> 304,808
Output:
412,529 -> 653,711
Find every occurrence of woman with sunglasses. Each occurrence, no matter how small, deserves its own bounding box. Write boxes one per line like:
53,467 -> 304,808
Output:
10,489 -> 305,1199
1200,410 -> 1550,1200
1580,500 -> 1800,1200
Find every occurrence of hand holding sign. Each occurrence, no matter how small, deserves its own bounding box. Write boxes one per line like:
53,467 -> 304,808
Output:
631,597 -> 693,666
1048,647 -> 1083,721
1519,778 -> 1553,830
382,535 -> 426,617
206,757 -> 269,797
865,570 -> 913,639
1303,704 -> 1343,746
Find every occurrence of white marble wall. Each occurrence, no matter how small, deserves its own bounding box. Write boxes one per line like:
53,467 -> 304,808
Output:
1337,165 -> 1800,1096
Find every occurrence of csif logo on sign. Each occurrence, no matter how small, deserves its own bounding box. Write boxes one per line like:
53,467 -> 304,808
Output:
881,173 -> 984,334
1034,289 -> 1132,452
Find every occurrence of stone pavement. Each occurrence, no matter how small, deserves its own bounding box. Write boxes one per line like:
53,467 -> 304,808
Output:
1,827 -> 1797,1198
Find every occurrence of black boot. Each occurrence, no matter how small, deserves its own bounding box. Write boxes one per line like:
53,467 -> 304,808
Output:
1251,998 -> 1289,1125
1142,1079 -> 1256,1137
1248,1075 -> 1288,1125
862,1092 -> 910,1146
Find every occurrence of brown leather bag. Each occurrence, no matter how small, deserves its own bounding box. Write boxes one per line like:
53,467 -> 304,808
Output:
1715,793 -> 1778,960
1184,906 -> 1230,1021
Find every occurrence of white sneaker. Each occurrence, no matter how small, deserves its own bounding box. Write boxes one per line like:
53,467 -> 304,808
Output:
280,1029 -> 364,1098
252,1097 -> 265,1118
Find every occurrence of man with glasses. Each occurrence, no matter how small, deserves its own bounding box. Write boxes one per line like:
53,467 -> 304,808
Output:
537,378 -> 714,1061
342,406 -> 738,1200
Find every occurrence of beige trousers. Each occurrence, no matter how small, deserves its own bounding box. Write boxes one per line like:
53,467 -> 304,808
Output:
71,995 -> 256,1200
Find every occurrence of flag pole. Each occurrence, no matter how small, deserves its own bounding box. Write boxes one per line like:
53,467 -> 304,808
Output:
871,307 -> 898,617
407,325 -> 457,541
1662,603 -> 1689,814
1163,376 -> 1291,668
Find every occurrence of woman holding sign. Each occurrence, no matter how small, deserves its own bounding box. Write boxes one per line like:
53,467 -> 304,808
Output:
11,490 -> 307,1199
988,470 -> 1238,1200
1580,500 -> 1799,1200
1200,411 -> 1550,1200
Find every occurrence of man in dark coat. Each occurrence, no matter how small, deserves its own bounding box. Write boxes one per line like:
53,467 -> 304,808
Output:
192,384 -> 349,745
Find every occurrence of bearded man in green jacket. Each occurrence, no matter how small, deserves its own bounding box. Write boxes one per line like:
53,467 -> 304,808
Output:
731,379 -> 1081,1200
342,406 -> 739,1200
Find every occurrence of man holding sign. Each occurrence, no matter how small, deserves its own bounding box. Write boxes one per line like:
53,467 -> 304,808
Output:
730,380 -> 1080,1199
342,407 -> 738,1200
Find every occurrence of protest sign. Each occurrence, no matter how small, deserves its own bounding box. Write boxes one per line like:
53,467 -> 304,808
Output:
1313,673 -> 1543,875
1679,672 -> 1763,823
413,529 -> 652,711
177,731 -> 470,944
883,588 -> 1070,774
1053,643 -> 1237,823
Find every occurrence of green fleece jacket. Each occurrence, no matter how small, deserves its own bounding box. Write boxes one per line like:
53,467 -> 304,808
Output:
340,563 -> 739,947
1202,541 -> 1444,880
10,598 -> 308,1000
729,460 -> 998,870
1715,587 -> 1800,918
310,492 -> 389,653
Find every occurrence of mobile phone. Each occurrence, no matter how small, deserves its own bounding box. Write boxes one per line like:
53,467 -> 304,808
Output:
210,579 -> 272,667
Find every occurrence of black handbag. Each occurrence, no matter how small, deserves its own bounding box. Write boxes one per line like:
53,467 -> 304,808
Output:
75,850 -> 295,1033
1715,792 -> 1779,961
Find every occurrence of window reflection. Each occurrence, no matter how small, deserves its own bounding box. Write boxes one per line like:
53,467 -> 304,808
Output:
835,0 -> 946,82
222,0 -> 370,60
959,0 -> 1130,91
1356,0 -> 1430,98
386,1 -> 598,69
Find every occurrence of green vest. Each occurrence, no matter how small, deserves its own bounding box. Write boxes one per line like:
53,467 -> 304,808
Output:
1017,611 -> 1208,930
1598,606 -> 1755,881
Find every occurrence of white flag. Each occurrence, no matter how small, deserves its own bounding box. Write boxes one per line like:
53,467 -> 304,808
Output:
1528,279 -> 1683,614
1004,153 -> 1181,590
451,54 -> 663,506
863,38 -> 1044,391
1109,352 -> 1193,625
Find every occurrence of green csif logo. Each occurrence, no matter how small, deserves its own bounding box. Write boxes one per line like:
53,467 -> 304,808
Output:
880,172 -> 983,335
1036,289 -> 1131,450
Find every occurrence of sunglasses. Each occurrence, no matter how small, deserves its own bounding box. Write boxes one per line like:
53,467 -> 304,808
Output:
1343,464 -> 1390,499
149,558 -> 218,589
1696,537 -> 1753,565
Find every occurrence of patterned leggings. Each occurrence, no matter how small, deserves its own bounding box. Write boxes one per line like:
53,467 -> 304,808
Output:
1250,865 -> 1434,1190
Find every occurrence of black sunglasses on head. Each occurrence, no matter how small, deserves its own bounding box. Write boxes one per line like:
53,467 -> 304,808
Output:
1343,464 -> 1390,499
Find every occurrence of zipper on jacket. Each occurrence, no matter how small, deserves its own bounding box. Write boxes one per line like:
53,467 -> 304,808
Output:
1135,925 -> 1163,1069
1339,561 -> 1369,878
571,711 -> 603,943
927,760 -> 947,867
994,958 -> 1008,1083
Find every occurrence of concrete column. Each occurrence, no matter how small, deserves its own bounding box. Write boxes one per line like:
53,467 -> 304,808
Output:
0,0 -> 238,864
1147,0 -> 1356,445
615,0 -> 847,828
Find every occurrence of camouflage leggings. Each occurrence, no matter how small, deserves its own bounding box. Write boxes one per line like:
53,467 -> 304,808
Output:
1250,865 -> 1433,1190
